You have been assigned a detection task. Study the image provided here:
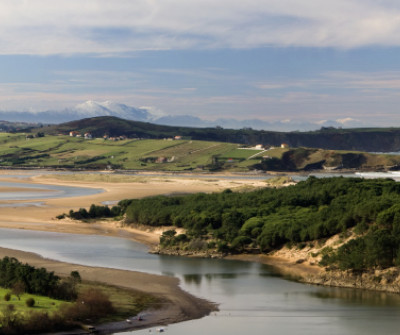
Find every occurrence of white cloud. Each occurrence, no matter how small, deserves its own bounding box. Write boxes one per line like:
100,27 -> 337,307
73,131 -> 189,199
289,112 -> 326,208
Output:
1,0 -> 400,54
140,105 -> 165,117
336,117 -> 358,124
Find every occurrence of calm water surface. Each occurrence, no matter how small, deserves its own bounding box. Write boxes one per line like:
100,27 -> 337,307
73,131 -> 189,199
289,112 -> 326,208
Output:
0,180 -> 103,201
2,172 -> 400,334
0,228 -> 400,335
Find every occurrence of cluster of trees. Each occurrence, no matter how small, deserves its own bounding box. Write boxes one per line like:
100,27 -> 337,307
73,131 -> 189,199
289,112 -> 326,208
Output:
0,257 -> 80,300
66,177 -> 400,271
320,202 -> 400,271
119,177 -> 400,271
0,257 -> 117,334
65,204 -> 121,220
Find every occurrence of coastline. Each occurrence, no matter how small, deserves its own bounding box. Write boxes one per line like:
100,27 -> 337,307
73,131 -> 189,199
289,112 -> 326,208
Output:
0,247 -> 217,334
1,169 -> 400,333
0,171 -> 263,333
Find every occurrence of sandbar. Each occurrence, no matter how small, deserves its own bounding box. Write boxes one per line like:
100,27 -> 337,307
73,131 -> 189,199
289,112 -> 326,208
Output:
0,247 -> 216,334
0,171 -> 265,332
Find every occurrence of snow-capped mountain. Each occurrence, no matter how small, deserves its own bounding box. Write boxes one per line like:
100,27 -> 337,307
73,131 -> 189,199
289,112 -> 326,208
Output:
0,100 -> 365,131
73,101 -> 151,121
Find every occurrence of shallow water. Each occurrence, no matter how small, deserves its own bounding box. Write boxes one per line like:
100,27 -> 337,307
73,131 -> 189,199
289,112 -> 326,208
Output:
1,171 -> 400,334
0,228 -> 400,335
0,180 -> 103,202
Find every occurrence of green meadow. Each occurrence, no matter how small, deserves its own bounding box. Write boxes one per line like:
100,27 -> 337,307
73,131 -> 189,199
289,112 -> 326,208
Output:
1,133 -> 400,172
0,134 -> 259,171
0,288 -> 65,315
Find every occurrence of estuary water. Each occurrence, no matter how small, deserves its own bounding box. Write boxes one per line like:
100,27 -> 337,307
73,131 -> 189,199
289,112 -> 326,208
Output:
1,172 -> 400,334
1,228 -> 400,335
0,180 -> 103,201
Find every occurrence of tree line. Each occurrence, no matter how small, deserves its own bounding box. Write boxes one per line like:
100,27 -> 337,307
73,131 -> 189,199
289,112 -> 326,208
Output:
67,177 -> 400,271
0,257 -> 79,301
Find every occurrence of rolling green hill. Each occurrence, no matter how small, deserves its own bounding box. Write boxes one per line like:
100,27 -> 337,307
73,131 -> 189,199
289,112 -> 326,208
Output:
1,132 -> 400,171
35,116 -> 400,152
0,133 -> 259,171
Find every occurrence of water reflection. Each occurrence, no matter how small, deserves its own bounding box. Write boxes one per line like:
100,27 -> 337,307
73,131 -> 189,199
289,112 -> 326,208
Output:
183,273 -> 239,286
184,274 -> 203,285
310,287 -> 400,307
0,180 -> 103,202
1,228 -> 400,335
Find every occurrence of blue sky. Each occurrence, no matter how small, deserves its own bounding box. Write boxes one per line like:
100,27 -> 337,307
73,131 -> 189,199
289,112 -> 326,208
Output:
2,0 -> 400,126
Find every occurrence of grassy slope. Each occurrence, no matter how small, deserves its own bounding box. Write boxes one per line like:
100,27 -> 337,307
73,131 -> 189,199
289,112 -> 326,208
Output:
0,288 -> 65,315
0,134 -> 254,171
293,148 -> 400,170
1,133 -> 400,171
0,282 -> 157,327
39,116 -> 400,152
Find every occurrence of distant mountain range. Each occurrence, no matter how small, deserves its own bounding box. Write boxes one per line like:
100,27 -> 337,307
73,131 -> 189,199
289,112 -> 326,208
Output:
0,100 -> 364,131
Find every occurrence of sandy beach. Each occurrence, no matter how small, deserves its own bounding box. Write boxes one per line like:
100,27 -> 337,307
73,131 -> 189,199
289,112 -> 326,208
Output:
0,171 -> 267,233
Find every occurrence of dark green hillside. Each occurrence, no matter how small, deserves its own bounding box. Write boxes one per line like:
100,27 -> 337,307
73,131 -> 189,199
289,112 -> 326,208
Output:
42,116 -> 243,140
254,147 -> 400,171
114,177 -> 400,271
39,116 -> 400,152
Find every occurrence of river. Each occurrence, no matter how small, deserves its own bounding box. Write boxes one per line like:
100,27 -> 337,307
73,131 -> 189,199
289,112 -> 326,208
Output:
1,228 -> 400,335
1,173 -> 400,334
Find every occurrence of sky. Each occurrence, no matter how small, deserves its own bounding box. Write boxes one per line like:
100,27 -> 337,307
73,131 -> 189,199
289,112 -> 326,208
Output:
2,0 -> 400,126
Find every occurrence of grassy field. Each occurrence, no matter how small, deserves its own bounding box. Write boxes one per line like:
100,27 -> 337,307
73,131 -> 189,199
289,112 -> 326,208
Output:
0,288 -> 66,315
0,282 -> 157,327
2,133 -> 400,172
0,134 -> 255,171
219,148 -> 264,160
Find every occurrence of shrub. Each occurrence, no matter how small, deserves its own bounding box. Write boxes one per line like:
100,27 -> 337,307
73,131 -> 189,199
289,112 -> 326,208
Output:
70,271 -> 81,283
26,298 -> 35,307
62,288 -> 114,321
188,238 -> 207,251
12,281 -> 25,300
4,292 -> 10,301
231,236 -> 252,251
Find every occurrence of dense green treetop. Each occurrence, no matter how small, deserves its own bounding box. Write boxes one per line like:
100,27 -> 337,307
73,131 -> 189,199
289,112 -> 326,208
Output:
67,176 -> 400,271
121,177 -> 400,271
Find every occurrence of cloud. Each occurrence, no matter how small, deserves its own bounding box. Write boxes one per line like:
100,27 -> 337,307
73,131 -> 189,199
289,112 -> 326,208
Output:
336,117 -> 359,125
1,0 -> 400,55
255,71 -> 400,93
